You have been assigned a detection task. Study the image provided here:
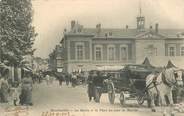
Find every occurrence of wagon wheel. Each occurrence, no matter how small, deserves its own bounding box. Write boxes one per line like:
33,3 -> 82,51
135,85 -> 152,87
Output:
107,81 -> 115,104
119,91 -> 125,105
136,95 -> 144,105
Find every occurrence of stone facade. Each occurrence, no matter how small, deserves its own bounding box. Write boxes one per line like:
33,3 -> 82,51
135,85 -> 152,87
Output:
60,18 -> 184,73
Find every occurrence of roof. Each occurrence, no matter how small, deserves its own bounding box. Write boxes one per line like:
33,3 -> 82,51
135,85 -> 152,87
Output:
66,28 -> 184,39
159,29 -> 184,38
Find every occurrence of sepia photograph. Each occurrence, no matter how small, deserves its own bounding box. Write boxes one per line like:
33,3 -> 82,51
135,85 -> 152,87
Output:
1,0 -> 184,116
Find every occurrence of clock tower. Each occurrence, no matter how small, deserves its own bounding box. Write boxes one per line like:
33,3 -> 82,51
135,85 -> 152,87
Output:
137,4 -> 145,32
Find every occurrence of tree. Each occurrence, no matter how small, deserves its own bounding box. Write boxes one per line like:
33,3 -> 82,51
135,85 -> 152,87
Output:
0,0 -> 37,66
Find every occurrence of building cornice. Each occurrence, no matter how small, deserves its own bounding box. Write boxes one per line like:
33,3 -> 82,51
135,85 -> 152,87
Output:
65,33 -> 94,37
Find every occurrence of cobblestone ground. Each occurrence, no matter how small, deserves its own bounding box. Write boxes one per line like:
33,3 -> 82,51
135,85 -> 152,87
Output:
0,80 -> 184,116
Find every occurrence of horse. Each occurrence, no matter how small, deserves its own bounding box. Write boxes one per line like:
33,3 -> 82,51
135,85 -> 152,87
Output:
146,67 -> 183,111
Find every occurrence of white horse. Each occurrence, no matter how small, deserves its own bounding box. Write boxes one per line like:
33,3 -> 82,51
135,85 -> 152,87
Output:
146,67 -> 183,111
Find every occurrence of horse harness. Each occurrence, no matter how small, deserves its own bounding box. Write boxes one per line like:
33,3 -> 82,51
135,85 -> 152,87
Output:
161,72 -> 173,87
152,73 -> 159,94
146,73 -> 159,94
147,71 -> 178,90
146,72 -> 171,94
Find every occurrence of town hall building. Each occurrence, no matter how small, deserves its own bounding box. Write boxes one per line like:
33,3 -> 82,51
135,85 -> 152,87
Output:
60,13 -> 184,73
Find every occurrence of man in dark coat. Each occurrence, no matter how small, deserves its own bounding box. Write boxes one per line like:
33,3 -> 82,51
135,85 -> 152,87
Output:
65,73 -> 70,86
87,71 -> 96,101
71,72 -> 77,87
93,71 -> 104,87
58,73 -> 64,86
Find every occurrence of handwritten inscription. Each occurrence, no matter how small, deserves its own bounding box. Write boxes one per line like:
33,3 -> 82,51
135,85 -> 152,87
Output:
4,106 -> 29,116
41,111 -> 70,116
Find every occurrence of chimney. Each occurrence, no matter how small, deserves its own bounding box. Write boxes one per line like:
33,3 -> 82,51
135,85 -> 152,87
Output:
155,23 -> 159,33
71,20 -> 75,30
96,23 -> 101,34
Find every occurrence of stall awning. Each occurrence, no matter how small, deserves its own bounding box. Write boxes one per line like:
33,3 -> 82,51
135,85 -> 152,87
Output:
97,65 -> 124,71
22,66 -> 32,72
142,57 -> 155,68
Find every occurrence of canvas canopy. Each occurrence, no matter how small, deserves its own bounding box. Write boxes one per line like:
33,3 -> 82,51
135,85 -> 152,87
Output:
22,66 -> 32,72
97,65 -> 124,71
166,60 -> 177,68
142,57 -> 155,69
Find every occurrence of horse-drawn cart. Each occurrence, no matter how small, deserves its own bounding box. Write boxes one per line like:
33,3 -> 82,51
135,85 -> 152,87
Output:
106,64 -> 155,105
87,64 -> 156,105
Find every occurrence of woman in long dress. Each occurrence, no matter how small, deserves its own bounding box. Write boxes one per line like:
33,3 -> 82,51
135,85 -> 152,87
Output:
19,72 -> 33,106
0,69 -> 9,103
0,77 -> 9,103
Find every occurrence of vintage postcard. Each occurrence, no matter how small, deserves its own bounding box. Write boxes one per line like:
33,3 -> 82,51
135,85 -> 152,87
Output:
0,0 -> 184,116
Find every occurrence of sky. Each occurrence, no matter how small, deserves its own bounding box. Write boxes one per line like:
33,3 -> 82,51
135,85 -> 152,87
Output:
32,0 -> 184,58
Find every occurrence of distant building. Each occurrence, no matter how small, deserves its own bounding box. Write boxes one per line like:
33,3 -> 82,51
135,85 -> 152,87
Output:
33,57 -> 48,73
48,45 -> 64,72
60,14 -> 184,73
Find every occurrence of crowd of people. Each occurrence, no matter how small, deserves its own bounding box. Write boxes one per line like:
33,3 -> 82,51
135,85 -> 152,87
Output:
44,71 -> 88,87
0,68 -> 35,106
0,68 -> 110,106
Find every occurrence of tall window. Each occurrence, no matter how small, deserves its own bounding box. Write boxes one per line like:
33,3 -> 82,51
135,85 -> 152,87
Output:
120,46 -> 128,60
181,46 -> 184,56
95,47 -> 102,60
145,45 -> 157,56
169,47 -> 175,56
76,44 -> 83,60
108,46 -> 115,60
